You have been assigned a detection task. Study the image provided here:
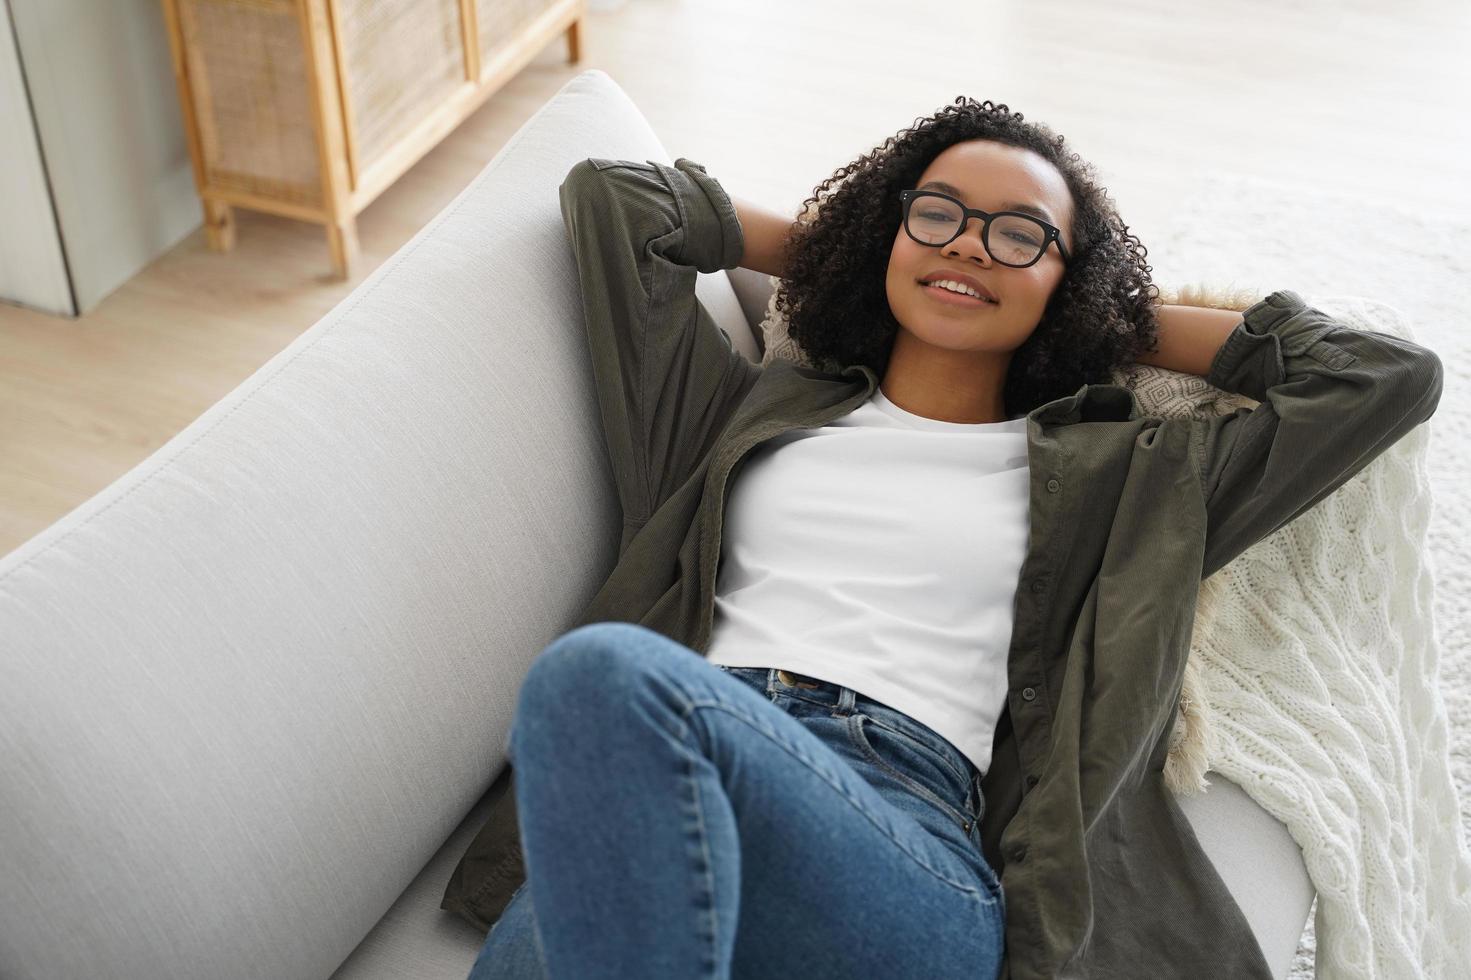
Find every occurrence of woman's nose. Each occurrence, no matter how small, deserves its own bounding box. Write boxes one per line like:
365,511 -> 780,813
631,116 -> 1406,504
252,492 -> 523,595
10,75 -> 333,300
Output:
944,218 -> 993,266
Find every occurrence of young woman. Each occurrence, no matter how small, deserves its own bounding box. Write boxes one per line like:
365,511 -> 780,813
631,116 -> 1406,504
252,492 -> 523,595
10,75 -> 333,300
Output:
461,98 -> 1442,979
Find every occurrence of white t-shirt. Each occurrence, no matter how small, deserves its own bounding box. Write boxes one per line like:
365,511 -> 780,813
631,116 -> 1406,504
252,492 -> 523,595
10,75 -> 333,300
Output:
704,384 -> 1031,778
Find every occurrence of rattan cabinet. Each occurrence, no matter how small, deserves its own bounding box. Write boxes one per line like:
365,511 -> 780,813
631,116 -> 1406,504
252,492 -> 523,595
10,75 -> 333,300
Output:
160,0 -> 583,279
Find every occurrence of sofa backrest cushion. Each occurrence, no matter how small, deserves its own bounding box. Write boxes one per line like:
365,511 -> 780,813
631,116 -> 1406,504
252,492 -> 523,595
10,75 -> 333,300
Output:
0,68 -> 749,980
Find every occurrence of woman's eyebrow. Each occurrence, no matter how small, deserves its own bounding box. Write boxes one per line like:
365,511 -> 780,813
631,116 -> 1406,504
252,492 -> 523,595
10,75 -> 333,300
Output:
918,180 -> 1057,225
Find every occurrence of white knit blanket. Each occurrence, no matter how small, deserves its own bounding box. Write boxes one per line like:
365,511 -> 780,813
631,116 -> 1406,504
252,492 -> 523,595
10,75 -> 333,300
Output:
757,285 -> 1471,978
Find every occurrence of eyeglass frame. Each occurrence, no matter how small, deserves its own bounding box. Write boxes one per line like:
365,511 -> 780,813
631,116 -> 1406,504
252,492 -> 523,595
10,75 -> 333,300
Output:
899,189 -> 1071,268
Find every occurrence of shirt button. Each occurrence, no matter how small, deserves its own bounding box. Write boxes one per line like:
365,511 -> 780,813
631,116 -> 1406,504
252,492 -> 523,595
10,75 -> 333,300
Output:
1026,774 -> 1039,789
1021,686 -> 1037,702
1011,843 -> 1028,863
1030,578 -> 1046,594
1046,478 -> 1061,493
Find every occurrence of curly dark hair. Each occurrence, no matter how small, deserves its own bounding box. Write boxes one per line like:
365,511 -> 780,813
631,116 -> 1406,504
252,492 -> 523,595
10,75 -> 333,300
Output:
774,97 -> 1160,418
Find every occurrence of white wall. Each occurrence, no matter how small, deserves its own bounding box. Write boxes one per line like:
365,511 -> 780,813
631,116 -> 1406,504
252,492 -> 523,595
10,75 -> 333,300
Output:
0,0 -> 72,316
3,0 -> 201,317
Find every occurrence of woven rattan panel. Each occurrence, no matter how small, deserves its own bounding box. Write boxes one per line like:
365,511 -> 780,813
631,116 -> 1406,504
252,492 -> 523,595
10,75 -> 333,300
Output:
336,0 -> 466,177
181,0 -> 322,206
477,0 -> 551,64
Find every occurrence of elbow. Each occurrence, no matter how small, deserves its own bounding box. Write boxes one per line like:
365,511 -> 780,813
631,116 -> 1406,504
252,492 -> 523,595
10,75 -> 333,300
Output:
1416,348 -> 1445,422
559,158 -> 609,207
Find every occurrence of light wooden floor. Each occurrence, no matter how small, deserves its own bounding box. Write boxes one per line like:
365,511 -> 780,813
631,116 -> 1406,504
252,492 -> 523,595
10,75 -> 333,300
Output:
3,0 -> 1469,559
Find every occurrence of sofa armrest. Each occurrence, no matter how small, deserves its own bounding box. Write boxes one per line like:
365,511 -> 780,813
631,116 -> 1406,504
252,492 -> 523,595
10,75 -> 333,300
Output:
726,265 -> 778,360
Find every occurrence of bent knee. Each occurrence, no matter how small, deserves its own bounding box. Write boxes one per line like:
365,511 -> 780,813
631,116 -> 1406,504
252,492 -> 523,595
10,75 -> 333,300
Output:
520,621 -> 666,704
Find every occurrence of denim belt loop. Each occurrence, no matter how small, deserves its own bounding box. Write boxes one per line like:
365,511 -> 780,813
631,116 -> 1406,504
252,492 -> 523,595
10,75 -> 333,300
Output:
834,683 -> 857,717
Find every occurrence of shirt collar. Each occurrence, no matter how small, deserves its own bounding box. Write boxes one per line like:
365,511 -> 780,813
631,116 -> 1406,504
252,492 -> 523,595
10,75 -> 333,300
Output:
840,365 -> 1140,426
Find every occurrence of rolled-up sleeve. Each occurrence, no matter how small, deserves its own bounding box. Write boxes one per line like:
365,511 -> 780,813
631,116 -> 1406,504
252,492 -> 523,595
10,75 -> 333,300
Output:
1192,289 -> 1443,579
558,156 -> 758,528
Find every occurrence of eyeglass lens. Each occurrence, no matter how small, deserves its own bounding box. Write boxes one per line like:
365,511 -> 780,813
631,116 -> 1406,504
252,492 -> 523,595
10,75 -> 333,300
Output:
907,194 -> 1048,266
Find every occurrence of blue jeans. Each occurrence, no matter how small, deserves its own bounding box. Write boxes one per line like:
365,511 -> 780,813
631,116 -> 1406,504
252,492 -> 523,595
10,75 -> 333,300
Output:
466,622 -> 1005,979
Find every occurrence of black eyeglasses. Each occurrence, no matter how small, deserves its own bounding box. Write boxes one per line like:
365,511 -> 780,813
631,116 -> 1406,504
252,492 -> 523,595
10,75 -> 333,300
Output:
899,190 -> 1070,268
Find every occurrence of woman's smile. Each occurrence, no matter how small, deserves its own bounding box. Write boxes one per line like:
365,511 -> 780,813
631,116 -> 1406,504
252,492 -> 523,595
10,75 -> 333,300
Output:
920,281 -> 997,308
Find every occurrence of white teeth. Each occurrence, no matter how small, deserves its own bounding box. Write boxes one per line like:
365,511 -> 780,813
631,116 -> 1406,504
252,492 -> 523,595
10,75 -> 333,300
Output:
925,279 -> 990,301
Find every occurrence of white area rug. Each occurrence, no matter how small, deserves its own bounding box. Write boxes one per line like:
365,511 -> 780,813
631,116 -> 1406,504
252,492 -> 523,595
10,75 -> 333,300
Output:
1149,171 -> 1471,978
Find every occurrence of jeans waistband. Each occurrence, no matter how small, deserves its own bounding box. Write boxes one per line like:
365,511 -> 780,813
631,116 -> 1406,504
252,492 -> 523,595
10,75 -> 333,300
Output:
762,667 -> 982,798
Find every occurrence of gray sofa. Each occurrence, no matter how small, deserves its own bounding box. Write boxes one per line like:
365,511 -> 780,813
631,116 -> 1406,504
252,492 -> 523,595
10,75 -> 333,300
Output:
0,68 -> 1314,979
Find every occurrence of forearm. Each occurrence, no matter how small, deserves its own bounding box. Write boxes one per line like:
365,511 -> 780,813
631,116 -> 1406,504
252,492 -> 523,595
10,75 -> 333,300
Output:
1136,303 -> 1244,377
730,194 -> 800,279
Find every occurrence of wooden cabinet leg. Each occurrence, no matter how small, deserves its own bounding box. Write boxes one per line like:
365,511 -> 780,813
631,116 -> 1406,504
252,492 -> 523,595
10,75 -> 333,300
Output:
204,199 -> 235,252
566,19 -> 580,62
325,218 -> 359,280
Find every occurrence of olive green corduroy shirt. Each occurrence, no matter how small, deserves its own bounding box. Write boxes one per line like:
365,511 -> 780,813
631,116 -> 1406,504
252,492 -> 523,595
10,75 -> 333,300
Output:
443,155 -> 1444,978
